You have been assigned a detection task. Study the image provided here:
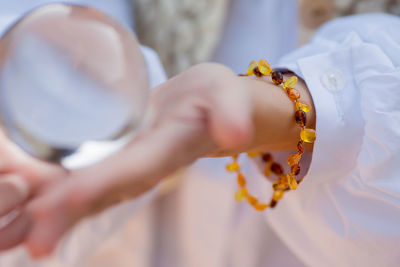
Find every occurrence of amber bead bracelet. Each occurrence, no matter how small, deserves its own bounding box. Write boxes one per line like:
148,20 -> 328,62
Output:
226,59 -> 316,212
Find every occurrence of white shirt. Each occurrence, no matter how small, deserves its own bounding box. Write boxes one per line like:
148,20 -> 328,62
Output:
270,13 -> 400,267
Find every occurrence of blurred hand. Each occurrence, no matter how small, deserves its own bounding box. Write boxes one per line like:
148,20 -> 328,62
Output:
0,129 -> 66,250
0,63 -> 254,258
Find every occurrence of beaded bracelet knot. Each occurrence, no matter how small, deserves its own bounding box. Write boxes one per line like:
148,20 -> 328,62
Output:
226,59 -> 316,211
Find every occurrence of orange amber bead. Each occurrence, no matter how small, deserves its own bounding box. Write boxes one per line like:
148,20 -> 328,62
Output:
258,59 -> 272,75
237,173 -> 246,187
295,110 -> 307,127
247,61 -> 258,76
287,153 -> 301,166
283,76 -> 298,89
271,71 -> 283,85
287,88 -> 300,100
271,163 -> 284,175
300,128 -> 317,143
226,162 -> 240,172
247,195 -> 258,206
296,101 -> 311,113
273,190 -> 285,201
273,181 -> 288,191
254,203 -> 268,211
235,188 -> 248,201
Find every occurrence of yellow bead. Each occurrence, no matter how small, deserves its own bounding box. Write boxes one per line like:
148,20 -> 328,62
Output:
237,173 -> 246,187
296,101 -> 311,113
226,162 -> 240,172
247,151 -> 261,158
283,76 -> 298,89
286,154 -> 301,166
300,128 -> 317,143
273,190 -> 285,201
258,59 -> 272,75
247,61 -> 258,76
287,174 -> 298,190
247,195 -> 258,206
235,188 -> 248,202
254,203 -> 268,211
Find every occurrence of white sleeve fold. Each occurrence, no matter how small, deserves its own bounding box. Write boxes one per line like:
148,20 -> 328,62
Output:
268,14 -> 400,267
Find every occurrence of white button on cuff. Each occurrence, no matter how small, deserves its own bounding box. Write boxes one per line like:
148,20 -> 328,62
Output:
321,69 -> 346,93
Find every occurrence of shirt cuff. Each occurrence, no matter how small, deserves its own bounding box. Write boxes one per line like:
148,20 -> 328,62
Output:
279,45 -> 364,185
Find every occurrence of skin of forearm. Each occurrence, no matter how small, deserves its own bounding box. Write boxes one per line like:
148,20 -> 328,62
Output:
65,63 -> 316,212
211,70 -> 316,156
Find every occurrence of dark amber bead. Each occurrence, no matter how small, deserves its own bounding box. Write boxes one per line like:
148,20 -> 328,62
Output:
271,71 -> 283,85
271,163 -> 283,175
270,199 -> 278,208
262,153 -> 272,162
297,141 -> 304,154
253,67 -> 263,77
291,164 -> 301,175
295,110 -> 307,127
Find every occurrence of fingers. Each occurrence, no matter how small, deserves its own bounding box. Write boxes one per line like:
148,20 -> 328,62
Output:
0,174 -> 30,216
0,171 -> 63,252
0,210 -> 31,250
24,195 -> 72,258
24,123 -> 211,258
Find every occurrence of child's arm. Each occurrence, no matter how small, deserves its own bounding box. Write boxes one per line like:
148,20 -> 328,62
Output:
20,62 -> 315,257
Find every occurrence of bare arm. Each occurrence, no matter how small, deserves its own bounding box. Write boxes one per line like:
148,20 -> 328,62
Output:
0,62 -> 315,257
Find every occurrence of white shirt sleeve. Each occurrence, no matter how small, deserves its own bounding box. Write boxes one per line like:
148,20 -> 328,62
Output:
266,14 -> 400,267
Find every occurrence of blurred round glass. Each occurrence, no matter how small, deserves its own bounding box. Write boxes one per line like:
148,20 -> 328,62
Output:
0,4 -> 149,165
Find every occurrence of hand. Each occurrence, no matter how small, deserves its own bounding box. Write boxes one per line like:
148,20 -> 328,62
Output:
0,129 -> 66,250
0,63 -> 254,258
